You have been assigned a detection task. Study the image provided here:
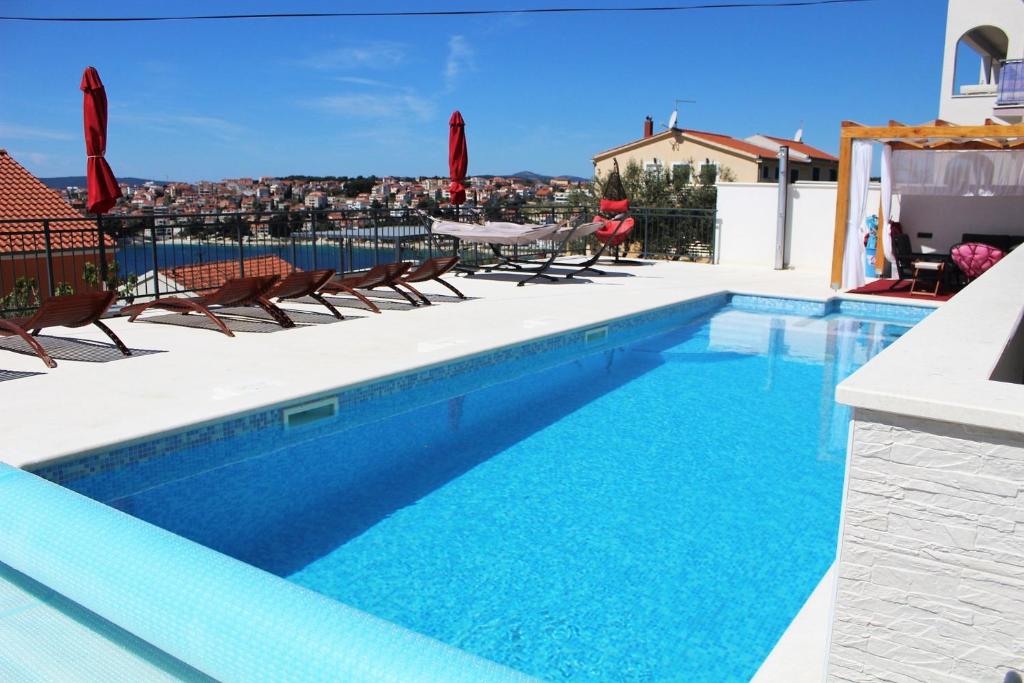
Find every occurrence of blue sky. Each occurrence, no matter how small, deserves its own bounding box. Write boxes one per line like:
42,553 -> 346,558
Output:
0,0 -> 948,181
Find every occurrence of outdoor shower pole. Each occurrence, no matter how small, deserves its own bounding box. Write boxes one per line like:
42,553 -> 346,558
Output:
774,145 -> 789,270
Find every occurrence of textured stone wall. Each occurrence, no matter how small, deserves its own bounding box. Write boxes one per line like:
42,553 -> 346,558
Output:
828,409 -> 1024,682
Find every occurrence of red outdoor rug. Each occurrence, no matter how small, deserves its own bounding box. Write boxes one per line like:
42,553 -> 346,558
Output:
847,279 -> 956,302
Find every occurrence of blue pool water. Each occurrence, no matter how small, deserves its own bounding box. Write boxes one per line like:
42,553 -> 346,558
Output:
53,299 -> 925,681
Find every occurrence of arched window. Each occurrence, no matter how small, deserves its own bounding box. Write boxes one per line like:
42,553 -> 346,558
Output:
953,25 -> 1009,96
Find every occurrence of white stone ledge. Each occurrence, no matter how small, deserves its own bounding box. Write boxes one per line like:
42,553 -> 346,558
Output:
836,246 -> 1024,434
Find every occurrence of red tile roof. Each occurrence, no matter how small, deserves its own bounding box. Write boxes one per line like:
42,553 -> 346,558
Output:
160,254 -> 296,293
683,130 -> 778,158
761,135 -> 839,161
0,149 -> 114,254
594,128 -> 780,160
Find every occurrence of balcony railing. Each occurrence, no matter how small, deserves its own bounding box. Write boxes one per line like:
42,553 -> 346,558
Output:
0,205 -> 716,317
997,59 -> 1024,107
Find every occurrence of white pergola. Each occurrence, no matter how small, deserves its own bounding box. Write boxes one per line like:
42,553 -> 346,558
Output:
829,119 -> 1024,289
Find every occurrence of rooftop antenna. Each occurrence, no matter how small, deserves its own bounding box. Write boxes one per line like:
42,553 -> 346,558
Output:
662,98 -> 696,130
794,120 -> 804,143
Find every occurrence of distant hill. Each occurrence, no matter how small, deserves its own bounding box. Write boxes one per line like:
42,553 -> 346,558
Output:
505,171 -> 590,183
40,176 -> 162,189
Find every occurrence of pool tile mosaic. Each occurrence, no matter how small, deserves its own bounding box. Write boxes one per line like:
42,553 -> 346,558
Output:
31,293 -> 728,495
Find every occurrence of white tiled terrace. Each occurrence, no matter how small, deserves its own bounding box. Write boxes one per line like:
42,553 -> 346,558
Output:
0,260 -> 941,682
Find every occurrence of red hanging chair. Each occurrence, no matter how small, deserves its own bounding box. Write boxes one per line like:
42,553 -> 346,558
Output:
593,159 -> 637,259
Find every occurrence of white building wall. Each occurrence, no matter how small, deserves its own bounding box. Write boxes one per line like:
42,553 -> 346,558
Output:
716,182 -> 880,273
829,409 -> 1024,682
938,0 -> 1024,124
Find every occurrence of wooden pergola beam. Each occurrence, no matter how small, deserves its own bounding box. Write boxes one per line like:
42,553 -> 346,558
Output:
829,135 -> 855,289
839,123 -> 1024,140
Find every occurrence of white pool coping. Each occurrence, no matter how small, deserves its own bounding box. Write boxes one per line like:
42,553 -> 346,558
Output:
752,564 -> 835,683
837,245 -> 1024,433
0,260 -> 938,680
0,260 -> 895,470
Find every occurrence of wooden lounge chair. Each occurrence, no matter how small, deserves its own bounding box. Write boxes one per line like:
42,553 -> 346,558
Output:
122,275 -> 289,336
319,262 -> 414,313
395,257 -> 465,304
269,269 -> 343,318
0,291 -> 128,368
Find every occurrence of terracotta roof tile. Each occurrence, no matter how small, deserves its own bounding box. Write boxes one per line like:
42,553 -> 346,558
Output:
761,135 -> 839,161
594,128 -> 779,160
683,130 -> 778,158
160,254 -> 295,293
0,149 -> 114,253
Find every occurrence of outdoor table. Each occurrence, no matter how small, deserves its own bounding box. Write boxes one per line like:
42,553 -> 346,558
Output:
910,260 -> 945,297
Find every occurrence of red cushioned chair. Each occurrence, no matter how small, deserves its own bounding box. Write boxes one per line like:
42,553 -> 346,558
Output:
950,242 -> 1005,283
592,197 -> 637,264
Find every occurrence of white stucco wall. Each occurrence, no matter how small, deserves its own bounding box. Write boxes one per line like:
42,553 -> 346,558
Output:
938,0 -> 1024,124
828,245 -> 1024,681
716,182 -> 880,273
829,409 -> 1024,682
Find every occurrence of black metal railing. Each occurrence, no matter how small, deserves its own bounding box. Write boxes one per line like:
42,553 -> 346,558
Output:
997,59 -> 1024,106
0,205 -> 716,317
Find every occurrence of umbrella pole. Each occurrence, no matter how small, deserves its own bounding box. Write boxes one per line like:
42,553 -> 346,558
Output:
96,214 -> 109,288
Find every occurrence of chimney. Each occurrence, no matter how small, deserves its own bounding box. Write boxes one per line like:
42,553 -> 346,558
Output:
643,116 -> 654,139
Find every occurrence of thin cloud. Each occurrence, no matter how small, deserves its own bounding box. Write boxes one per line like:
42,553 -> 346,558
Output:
7,149 -> 76,174
305,93 -> 436,120
444,35 -> 476,92
298,42 -> 405,71
0,122 -> 76,141
112,112 -> 245,141
333,76 -> 392,87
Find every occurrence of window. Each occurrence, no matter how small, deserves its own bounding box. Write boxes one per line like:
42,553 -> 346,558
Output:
812,167 -> 821,181
774,167 -> 780,180
829,169 -> 837,182
953,25 -> 1009,95
699,161 -> 717,185
790,169 -> 799,184
761,165 -> 770,180
672,163 -> 691,185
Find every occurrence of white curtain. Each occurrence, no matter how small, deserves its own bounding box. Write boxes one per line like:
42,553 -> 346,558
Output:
841,140 -> 873,290
891,149 -> 1024,196
879,144 -> 900,275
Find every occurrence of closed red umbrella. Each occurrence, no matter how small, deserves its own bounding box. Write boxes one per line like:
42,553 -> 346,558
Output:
81,67 -> 122,214
448,111 -> 468,206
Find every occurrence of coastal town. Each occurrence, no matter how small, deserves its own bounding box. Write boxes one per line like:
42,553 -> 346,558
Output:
58,173 -> 593,226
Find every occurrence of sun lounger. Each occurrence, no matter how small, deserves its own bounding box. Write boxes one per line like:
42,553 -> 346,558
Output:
428,215 -> 623,286
319,262 -> 414,313
122,275 -> 289,336
0,291 -> 127,368
395,257 -> 466,304
429,218 -> 565,271
428,219 -> 563,246
269,269 -> 343,318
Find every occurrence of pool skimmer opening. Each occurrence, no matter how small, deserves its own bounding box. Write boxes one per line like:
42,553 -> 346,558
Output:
584,326 -> 609,346
283,397 -> 338,429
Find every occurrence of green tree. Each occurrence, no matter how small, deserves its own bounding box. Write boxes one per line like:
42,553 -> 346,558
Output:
0,277 -> 40,318
83,260 -> 139,304
268,213 -> 292,238
181,220 -> 209,239
218,215 -> 251,240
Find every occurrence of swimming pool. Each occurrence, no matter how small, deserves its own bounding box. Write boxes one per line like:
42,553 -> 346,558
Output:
30,294 -> 930,681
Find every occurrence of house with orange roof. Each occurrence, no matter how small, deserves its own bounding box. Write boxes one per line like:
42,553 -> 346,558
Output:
0,149 -> 116,303
593,117 -> 838,185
